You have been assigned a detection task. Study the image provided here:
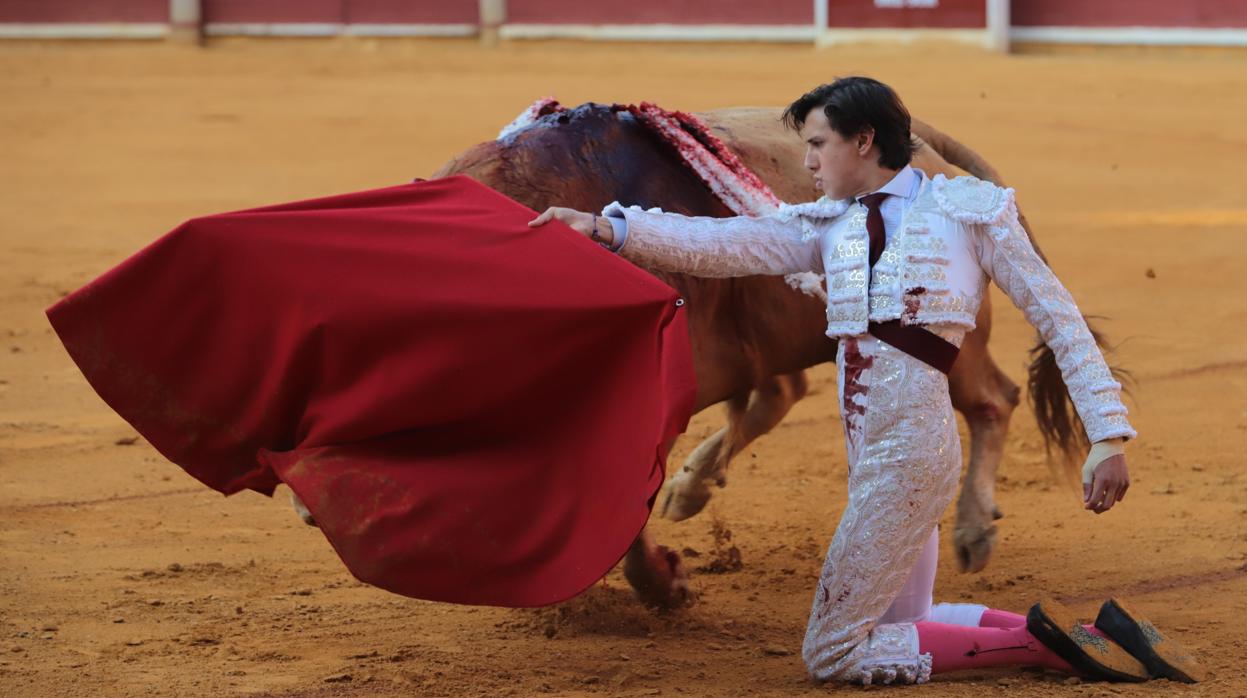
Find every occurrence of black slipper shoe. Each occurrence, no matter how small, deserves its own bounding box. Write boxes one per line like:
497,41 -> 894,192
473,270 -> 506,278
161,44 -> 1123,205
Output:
1026,598 -> 1149,682
1095,598 -> 1203,683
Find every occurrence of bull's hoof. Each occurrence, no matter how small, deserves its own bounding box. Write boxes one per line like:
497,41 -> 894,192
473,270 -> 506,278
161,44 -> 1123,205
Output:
954,523 -> 997,573
659,473 -> 714,522
290,491 -> 318,528
623,544 -> 692,610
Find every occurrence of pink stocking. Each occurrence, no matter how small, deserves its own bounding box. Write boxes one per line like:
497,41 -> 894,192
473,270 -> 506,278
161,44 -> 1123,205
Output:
978,608 -> 1111,644
979,608 -> 1027,628
916,621 -> 1077,675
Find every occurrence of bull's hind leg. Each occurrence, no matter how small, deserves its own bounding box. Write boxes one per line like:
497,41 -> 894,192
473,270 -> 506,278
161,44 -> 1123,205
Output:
290,490 -> 317,527
623,525 -> 691,609
948,296 -> 1020,573
660,371 -> 808,521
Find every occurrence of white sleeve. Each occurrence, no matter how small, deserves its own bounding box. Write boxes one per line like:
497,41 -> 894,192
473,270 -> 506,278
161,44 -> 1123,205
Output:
603,202 -> 823,277
975,202 -> 1136,444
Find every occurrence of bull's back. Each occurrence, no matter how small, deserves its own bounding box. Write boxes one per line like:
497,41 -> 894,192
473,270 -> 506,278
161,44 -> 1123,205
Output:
698,107 -> 968,202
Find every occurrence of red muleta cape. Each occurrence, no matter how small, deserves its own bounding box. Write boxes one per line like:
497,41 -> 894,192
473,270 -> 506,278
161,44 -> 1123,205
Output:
46,175 -> 696,607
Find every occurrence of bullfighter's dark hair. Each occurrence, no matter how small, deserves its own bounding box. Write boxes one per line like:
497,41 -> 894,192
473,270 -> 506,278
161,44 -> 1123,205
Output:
782,76 -> 919,170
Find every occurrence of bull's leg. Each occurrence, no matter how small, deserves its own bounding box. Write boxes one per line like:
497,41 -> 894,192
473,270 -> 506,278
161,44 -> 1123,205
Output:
290,490 -> 317,527
948,296 -> 1020,573
623,525 -> 691,609
660,372 -> 808,521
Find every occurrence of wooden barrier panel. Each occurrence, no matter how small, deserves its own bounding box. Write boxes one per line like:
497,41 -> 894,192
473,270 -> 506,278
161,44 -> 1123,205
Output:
203,0 -> 340,25
0,0 -> 167,23
201,0 -> 476,25
1012,0 -> 1247,29
826,0 -> 985,29
506,0 -> 812,25
345,0 -> 477,25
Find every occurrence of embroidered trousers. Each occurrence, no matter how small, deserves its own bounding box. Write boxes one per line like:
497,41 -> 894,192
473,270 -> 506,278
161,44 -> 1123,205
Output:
801,334 -> 963,684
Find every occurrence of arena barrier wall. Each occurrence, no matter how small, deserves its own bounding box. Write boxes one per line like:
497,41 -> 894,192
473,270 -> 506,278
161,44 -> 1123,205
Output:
2,0 -> 1246,48
1010,0 -> 1247,47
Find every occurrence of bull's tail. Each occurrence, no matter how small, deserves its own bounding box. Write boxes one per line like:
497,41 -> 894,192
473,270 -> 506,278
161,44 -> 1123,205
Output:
912,118 -> 1046,259
1028,323 -> 1133,473
912,117 -> 1004,185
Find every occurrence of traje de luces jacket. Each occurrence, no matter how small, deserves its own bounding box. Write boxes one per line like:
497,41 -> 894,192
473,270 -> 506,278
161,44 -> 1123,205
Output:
602,173 -> 1135,444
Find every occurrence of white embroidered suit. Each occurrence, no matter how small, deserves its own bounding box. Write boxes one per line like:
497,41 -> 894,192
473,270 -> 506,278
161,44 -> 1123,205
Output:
604,171 -> 1134,684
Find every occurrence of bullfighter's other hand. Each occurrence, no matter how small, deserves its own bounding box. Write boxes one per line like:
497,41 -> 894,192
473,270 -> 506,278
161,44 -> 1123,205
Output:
528,207 -> 614,246
1082,438 -> 1129,514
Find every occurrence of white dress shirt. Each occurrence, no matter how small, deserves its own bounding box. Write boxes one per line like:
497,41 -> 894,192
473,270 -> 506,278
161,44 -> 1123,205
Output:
857,165 -> 924,251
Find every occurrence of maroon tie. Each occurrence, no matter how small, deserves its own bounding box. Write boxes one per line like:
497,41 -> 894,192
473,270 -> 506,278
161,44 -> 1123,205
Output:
857,191 -> 960,375
859,192 -> 889,268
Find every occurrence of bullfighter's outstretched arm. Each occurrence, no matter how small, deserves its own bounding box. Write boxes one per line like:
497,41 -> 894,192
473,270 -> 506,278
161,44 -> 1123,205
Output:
934,176 -> 1136,446
602,203 -> 823,278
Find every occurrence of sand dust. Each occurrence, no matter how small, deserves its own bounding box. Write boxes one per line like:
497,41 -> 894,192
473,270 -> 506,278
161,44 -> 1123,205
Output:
1,38 -> 1246,696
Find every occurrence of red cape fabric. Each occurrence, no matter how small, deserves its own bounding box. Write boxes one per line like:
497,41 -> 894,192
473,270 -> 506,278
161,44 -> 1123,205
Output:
46,175 -> 696,607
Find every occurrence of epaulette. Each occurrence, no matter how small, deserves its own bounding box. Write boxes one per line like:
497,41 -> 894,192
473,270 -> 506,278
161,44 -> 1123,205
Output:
776,197 -> 851,241
930,174 -> 1014,225
775,196 -> 851,222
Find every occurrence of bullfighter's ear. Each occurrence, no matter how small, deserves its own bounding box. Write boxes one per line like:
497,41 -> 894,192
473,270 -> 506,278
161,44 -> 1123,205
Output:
856,127 -> 876,154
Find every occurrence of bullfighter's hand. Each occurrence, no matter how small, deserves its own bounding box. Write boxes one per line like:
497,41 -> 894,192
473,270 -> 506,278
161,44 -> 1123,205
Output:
1083,450 -> 1129,514
528,207 -> 613,245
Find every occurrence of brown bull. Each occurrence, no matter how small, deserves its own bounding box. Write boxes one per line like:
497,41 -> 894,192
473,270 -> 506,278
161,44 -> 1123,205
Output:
433,103 -> 1094,607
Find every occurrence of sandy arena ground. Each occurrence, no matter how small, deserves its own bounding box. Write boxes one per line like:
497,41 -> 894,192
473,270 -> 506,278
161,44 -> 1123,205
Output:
2,37 -> 1246,696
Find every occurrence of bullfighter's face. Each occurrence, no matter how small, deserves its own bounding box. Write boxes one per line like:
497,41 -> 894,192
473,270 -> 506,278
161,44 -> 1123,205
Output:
800,109 -> 875,201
